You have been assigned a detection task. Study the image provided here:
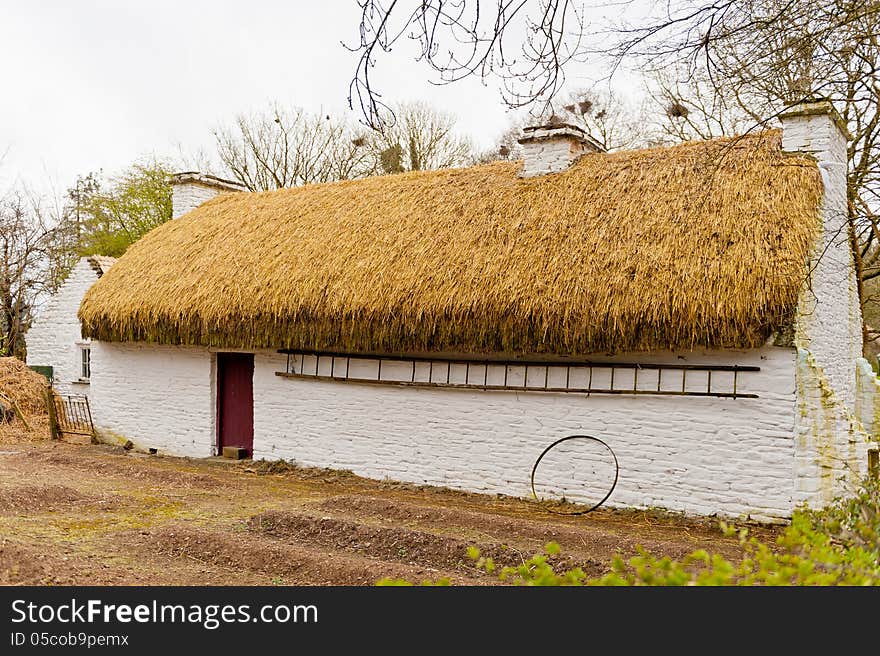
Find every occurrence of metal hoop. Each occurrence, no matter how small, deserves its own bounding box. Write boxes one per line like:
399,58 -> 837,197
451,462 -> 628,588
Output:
530,435 -> 619,515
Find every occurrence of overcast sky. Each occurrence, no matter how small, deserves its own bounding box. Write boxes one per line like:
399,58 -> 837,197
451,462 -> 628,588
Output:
0,1 -> 631,196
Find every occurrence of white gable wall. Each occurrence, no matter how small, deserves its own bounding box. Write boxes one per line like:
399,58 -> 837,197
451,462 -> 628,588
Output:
90,341 -> 799,520
26,257 -> 98,396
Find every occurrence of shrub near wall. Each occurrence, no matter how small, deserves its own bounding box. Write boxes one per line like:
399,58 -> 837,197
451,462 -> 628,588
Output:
379,477 -> 880,586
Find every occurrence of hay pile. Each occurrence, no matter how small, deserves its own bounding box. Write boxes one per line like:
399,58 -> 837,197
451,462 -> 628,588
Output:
80,130 -> 823,355
0,357 -> 50,442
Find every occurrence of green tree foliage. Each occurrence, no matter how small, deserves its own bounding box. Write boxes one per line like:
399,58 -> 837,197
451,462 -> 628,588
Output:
378,477 -> 880,586
70,161 -> 172,258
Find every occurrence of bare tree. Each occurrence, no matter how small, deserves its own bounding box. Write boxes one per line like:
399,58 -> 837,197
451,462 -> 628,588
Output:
347,1 -> 588,128
649,65 -> 755,141
214,104 -> 375,191
556,89 -> 659,150
478,88 -> 657,162
625,1 -> 880,344
371,101 -> 473,172
0,189 -> 64,357
214,101 -> 473,187
346,1 -> 878,124
603,1 -> 877,83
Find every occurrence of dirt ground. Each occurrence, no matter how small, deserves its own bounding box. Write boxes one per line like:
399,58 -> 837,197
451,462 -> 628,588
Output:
0,437 -> 781,586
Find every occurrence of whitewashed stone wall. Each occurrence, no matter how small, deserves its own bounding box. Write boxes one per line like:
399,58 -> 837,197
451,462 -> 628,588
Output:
794,350 -> 868,506
26,257 -> 98,396
518,126 -> 599,178
252,346 -> 799,520
784,103 -> 876,506
855,358 -> 880,438
794,355 -> 880,507
172,183 -> 225,219
519,139 -> 586,177
90,342 -> 215,455
784,106 -> 863,407
88,341 -> 799,519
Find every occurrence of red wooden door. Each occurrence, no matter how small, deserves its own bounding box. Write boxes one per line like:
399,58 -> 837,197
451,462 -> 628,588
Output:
217,353 -> 254,457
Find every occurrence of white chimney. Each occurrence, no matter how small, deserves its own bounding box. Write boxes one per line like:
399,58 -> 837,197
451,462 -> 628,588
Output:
170,172 -> 247,219
517,123 -> 604,178
779,98 -> 865,507
779,98 -> 850,170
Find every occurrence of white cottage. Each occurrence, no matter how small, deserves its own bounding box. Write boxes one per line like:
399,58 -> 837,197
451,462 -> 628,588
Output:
27,255 -> 116,395
77,100 -> 880,520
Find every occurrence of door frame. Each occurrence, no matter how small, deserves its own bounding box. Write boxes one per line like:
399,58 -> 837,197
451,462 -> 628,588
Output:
215,351 -> 255,457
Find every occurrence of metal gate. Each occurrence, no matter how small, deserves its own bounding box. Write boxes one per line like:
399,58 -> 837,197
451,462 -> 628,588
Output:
48,393 -> 95,440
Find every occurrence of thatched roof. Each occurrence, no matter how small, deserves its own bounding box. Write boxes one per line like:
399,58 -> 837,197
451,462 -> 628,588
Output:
80,131 -> 822,355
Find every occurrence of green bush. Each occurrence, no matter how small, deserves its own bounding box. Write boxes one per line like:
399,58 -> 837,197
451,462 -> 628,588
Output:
378,477 -> 880,586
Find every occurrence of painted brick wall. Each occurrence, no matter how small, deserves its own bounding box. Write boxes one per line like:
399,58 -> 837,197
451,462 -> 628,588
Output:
26,257 -> 97,396
90,342 -> 215,455
252,346 -> 798,520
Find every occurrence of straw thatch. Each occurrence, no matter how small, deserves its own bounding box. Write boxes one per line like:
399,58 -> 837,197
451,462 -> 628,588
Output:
80,130 -> 822,355
0,357 -> 50,442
